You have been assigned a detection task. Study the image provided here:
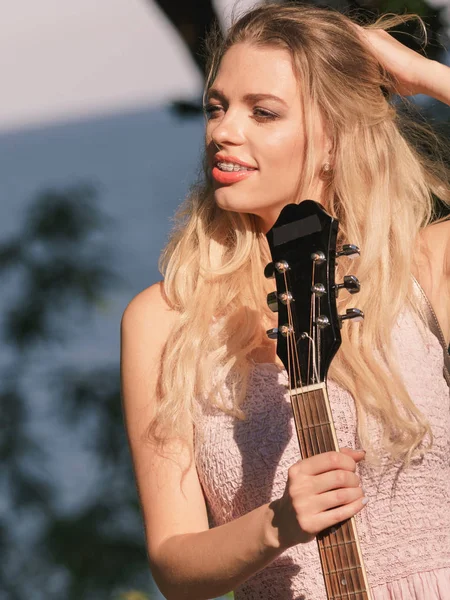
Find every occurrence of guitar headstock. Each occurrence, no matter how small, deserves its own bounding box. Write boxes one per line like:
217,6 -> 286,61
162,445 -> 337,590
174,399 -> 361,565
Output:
265,201 -> 363,389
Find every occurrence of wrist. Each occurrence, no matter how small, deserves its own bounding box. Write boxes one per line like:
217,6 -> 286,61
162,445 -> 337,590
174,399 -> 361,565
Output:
418,60 -> 450,105
262,498 -> 293,552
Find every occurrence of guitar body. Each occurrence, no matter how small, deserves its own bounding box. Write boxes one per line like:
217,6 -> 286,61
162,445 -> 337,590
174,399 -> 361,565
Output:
265,201 -> 372,600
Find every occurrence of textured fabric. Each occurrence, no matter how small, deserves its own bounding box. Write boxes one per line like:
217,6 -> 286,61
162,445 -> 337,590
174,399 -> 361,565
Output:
194,309 -> 450,599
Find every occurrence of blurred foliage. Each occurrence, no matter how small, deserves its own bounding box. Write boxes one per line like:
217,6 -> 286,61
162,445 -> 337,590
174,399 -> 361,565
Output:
0,184 -> 151,600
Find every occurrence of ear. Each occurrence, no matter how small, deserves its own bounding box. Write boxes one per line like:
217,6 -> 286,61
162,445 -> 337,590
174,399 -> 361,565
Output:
325,131 -> 336,162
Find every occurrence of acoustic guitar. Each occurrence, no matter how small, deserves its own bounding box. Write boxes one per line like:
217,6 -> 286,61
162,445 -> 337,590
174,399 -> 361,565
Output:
265,200 -> 372,600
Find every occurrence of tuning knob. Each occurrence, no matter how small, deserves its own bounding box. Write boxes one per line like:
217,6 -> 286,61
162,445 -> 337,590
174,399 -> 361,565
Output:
339,308 -> 364,326
316,315 -> 330,329
267,291 -> 294,312
266,325 -> 293,339
336,275 -> 360,295
264,261 -> 290,279
336,244 -> 360,259
267,292 -> 278,312
264,262 -> 275,279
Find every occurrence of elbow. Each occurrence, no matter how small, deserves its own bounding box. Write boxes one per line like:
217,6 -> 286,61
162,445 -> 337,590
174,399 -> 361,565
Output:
151,566 -> 228,600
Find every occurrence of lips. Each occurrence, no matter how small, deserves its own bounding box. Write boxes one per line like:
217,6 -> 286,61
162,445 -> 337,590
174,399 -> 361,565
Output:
213,153 -> 257,169
212,153 -> 258,184
212,166 -> 256,184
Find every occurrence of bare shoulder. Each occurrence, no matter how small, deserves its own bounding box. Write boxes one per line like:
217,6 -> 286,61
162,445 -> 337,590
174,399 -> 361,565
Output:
419,219 -> 450,253
120,282 -> 209,573
416,219 -> 450,345
418,219 -> 450,281
120,280 -> 179,436
121,281 -> 178,342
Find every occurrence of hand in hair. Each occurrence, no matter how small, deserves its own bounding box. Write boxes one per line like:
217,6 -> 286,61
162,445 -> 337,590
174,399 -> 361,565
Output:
354,25 -> 434,98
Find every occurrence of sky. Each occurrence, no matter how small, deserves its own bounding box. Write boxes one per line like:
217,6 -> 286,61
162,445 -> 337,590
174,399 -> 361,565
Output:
0,0 -> 257,132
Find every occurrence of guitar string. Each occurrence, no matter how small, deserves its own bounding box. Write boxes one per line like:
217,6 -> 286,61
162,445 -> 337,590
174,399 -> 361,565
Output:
287,299 -> 345,599
321,279 -> 359,598
284,270 -> 343,600
309,267 -> 351,599
283,273 -> 336,598
317,280 -> 360,597
311,269 -> 362,598
297,271 -> 346,600
314,292 -> 357,599
309,289 -> 353,599
305,285 -> 348,599
333,258 -> 362,596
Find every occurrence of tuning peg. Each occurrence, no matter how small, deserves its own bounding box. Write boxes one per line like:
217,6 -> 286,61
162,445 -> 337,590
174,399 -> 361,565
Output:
336,244 -> 360,259
264,260 -> 290,279
267,325 -> 293,339
311,283 -> 326,297
339,308 -> 364,326
336,275 -> 360,295
267,292 -> 278,312
316,315 -> 330,329
311,251 -> 326,264
264,262 -> 275,279
266,291 -> 294,312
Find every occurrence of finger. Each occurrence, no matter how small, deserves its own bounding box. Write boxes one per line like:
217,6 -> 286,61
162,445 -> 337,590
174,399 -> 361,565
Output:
296,450 -> 363,477
313,469 -> 361,495
314,485 -> 365,513
339,447 -> 366,463
313,496 -> 368,533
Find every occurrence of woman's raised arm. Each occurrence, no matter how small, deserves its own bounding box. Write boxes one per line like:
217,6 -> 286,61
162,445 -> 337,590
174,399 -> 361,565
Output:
356,26 -> 450,106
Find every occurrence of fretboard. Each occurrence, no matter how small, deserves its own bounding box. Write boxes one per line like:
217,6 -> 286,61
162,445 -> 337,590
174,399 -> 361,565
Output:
289,382 -> 372,600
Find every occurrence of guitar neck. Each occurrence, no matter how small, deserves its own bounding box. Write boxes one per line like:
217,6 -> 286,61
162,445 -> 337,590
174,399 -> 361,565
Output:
290,382 -> 372,600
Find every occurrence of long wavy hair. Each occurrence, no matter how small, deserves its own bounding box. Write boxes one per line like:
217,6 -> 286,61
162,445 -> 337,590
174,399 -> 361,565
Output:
151,3 -> 450,465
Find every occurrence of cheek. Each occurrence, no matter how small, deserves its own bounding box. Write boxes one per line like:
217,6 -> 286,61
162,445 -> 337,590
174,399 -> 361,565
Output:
261,128 -> 304,172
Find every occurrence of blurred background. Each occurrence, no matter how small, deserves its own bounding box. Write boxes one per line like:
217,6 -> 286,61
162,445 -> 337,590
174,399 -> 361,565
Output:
0,1 -> 448,599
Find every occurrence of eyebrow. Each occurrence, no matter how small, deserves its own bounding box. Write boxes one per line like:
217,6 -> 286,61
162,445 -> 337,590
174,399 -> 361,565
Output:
206,88 -> 288,108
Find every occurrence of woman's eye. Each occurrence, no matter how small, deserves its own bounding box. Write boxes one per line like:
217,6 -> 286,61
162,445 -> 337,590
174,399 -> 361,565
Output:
253,108 -> 278,121
204,104 -> 222,119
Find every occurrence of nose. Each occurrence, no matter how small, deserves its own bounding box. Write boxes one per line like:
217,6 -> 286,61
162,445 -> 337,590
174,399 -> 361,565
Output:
210,110 -> 246,148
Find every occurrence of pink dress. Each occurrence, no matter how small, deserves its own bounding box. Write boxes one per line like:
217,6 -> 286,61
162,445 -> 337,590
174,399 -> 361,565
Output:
194,309 -> 450,599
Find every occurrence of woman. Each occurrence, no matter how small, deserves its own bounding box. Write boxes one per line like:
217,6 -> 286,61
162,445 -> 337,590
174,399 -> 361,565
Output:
121,4 -> 450,599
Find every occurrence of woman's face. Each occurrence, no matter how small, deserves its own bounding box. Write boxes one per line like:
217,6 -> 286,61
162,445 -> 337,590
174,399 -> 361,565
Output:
205,43 -> 330,231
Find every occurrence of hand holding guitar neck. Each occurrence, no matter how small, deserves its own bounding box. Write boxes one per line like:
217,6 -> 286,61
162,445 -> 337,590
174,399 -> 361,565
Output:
271,448 -> 367,549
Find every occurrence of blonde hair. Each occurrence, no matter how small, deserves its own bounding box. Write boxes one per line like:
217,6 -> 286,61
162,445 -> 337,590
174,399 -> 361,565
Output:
152,3 -> 450,465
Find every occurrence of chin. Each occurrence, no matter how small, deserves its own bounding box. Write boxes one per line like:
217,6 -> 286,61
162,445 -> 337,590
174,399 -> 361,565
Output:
214,190 -> 241,212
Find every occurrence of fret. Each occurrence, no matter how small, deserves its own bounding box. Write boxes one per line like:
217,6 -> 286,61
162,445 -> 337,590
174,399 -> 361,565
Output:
321,538 -> 357,549
330,591 -> 369,599
326,565 -> 364,575
297,419 -> 331,431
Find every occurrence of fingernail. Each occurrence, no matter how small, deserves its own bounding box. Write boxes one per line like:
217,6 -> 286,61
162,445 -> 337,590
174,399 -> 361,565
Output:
362,497 -> 369,505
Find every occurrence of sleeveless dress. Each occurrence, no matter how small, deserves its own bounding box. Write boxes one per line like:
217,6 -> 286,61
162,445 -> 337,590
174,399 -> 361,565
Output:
194,308 -> 450,599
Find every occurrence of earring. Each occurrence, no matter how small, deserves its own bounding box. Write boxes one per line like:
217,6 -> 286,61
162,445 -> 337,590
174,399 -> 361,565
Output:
320,162 -> 333,179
